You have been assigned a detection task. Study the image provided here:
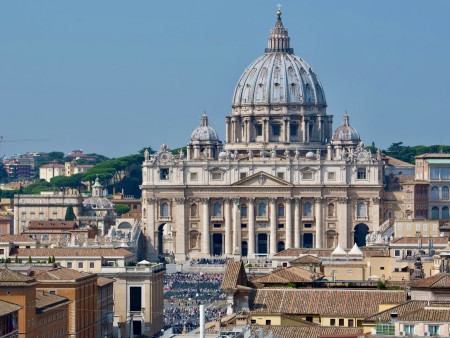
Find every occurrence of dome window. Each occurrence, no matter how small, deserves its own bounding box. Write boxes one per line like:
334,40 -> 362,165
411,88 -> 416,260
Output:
274,83 -> 280,87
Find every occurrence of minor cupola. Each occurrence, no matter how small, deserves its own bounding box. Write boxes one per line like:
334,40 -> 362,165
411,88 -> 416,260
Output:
187,112 -> 222,160
332,111 -> 361,144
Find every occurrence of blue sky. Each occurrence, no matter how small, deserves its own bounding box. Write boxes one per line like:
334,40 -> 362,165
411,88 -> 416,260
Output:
0,1 -> 449,157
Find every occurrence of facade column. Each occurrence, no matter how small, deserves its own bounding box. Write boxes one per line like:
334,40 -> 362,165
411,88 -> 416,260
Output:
285,198 -> 292,249
263,118 -> 269,143
232,199 -> 241,255
294,198 -> 300,248
269,198 -> 277,255
301,117 -> 306,142
145,198 -> 157,259
248,198 -> 255,257
224,199 -> 232,255
372,197 -> 381,231
174,198 -> 186,261
315,197 -> 323,249
306,119 -> 310,142
201,198 -> 210,255
247,118 -> 251,142
231,119 -> 235,143
225,117 -> 231,143
338,197 -> 349,249
286,118 -> 290,143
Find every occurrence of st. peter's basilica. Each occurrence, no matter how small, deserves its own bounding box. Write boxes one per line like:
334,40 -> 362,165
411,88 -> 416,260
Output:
141,9 -> 384,262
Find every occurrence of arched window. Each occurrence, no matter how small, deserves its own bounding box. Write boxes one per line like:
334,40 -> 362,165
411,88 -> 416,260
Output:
213,202 -> 222,217
442,206 -> 449,219
190,203 -> 198,218
240,204 -> 247,218
357,202 -> 366,218
443,186 -> 449,200
277,203 -> 285,217
431,206 -> 439,220
258,202 -> 267,217
327,203 -> 335,218
160,202 -> 169,217
303,202 -> 312,217
431,186 -> 439,199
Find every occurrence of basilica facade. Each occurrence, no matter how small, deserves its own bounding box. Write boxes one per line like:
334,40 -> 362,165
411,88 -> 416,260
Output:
141,10 -> 384,262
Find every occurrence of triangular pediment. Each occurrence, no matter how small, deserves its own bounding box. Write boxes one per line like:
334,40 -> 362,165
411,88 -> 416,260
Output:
232,171 -> 292,187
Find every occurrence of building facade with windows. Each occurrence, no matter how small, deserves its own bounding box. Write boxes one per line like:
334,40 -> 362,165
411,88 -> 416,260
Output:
141,10 -> 384,261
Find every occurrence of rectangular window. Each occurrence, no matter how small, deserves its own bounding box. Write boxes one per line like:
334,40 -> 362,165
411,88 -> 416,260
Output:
89,262 -> 95,269
328,172 -> 336,181
357,168 -> 367,180
190,172 -> 198,181
67,262 -> 72,269
212,172 -> 222,180
302,172 -> 313,180
256,124 -> 263,136
339,319 -> 344,326
428,325 -> 440,335
265,320 -> 271,325
330,319 -> 336,326
277,223 -> 285,229
304,223 -> 312,228
348,319 -> 354,327
129,287 -> 142,312
160,168 -> 169,180
213,223 -> 221,228
277,172 -> 284,180
404,324 -> 415,334
305,316 -> 313,322
423,223 -> 428,231
240,172 -> 247,180
0,249 -> 4,254
78,262 -> 83,269
241,223 -> 247,229
272,125 -> 281,136
49,290 -> 56,295
394,250 -> 400,256
290,124 -> 298,136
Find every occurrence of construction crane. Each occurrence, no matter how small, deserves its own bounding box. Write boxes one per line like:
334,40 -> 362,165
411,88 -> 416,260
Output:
0,136 -> 50,158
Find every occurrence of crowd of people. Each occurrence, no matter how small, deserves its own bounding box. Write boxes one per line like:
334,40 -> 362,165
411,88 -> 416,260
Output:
163,272 -> 226,334
189,257 -> 231,265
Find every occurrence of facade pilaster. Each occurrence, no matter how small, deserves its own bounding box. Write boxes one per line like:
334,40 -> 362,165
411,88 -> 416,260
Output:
338,197 -> 349,249
232,198 -> 241,255
174,198 -> 186,261
315,197 -> 323,249
269,198 -> 277,255
201,198 -> 210,255
224,198 -> 232,255
285,198 -> 292,249
146,198 -> 157,259
294,198 -> 300,248
372,197 -> 381,231
248,198 -> 256,257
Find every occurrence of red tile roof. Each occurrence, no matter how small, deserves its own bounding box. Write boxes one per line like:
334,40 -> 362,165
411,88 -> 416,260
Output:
409,274 -> 450,289
252,266 -> 322,284
221,260 -> 248,292
12,247 -> 134,258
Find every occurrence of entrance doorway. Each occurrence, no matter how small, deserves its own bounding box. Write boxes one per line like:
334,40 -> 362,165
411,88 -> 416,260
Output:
241,241 -> 248,257
212,233 -> 223,256
302,233 -> 313,248
157,223 -> 165,255
354,223 -> 369,247
257,233 -> 268,254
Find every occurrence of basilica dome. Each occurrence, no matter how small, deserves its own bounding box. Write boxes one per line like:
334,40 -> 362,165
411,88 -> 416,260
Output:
332,112 -> 360,143
232,11 -> 326,109
190,113 -> 220,142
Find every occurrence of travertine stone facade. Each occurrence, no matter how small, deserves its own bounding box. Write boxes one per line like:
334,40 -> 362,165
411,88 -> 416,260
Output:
141,10 -> 384,261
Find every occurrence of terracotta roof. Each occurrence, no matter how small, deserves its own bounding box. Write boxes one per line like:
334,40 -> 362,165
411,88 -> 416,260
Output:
221,260 -> 248,292
409,273 -> 450,288
28,220 -> 78,230
252,266 -> 322,284
0,268 -> 36,287
33,267 -> 96,282
382,154 -> 414,167
250,289 -> 406,318
40,163 -> 65,168
399,306 -> 450,322
0,234 -> 37,243
415,153 -> 450,159
391,237 -> 449,245
290,255 -> 321,265
0,300 -> 21,316
97,276 -> 115,287
364,300 -> 450,323
12,247 -> 134,258
35,290 -> 71,312
206,324 -> 364,338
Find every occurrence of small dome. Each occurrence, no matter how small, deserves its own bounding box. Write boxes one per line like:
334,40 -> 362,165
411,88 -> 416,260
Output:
332,112 -> 360,143
83,196 -> 114,209
190,113 -> 220,142
305,151 -> 316,160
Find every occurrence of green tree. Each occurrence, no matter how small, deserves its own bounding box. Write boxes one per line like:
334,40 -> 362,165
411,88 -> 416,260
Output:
114,204 -> 131,216
27,256 -> 32,264
65,205 -> 76,221
48,151 -> 65,162
48,256 -> 52,264
14,256 -> 18,263
50,173 -> 84,193
51,255 -> 56,263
